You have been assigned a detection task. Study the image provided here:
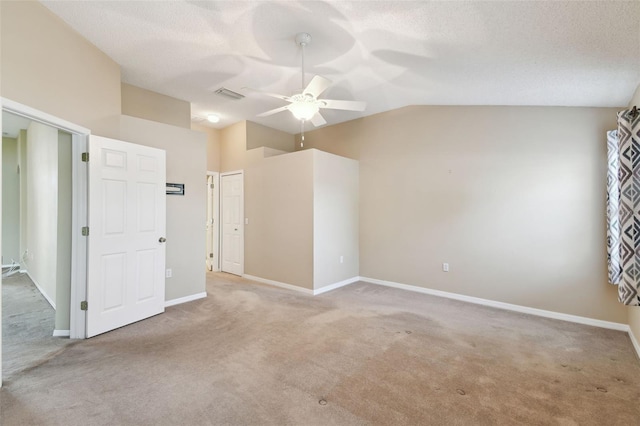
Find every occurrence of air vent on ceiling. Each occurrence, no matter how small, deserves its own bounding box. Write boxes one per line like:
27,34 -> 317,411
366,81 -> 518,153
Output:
213,87 -> 245,100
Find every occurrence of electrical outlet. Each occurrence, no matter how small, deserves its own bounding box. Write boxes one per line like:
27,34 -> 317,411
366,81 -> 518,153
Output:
166,269 -> 172,278
442,263 -> 449,272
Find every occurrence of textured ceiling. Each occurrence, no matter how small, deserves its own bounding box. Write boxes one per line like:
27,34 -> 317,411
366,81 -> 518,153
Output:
41,1 -> 640,134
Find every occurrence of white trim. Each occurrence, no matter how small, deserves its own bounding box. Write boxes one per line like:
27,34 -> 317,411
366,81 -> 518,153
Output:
242,274 -> 359,296
206,171 -> 220,272
52,330 -> 70,337
243,274 -> 314,295
313,276 -> 360,295
360,276 -> 629,332
70,133 -> 88,339
2,98 -> 90,135
220,170 -> 244,177
629,328 -> 640,360
165,292 -> 207,307
26,272 -> 56,310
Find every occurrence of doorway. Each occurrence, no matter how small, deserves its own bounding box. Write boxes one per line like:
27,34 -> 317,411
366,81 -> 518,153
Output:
2,114 -> 73,332
220,171 -> 244,276
2,112 -> 74,379
206,172 -> 220,272
1,99 -> 90,385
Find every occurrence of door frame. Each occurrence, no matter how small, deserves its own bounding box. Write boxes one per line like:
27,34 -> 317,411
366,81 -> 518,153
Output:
220,170 -> 244,276
206,171 -> 220,272
1,98 -> 89,342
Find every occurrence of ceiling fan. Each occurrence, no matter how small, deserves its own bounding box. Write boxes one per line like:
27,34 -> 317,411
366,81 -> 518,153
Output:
250,32 -> 366,127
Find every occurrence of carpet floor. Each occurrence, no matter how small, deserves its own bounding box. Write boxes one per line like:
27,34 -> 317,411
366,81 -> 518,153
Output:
2,273 -> 71,380
1,271 -> 639,425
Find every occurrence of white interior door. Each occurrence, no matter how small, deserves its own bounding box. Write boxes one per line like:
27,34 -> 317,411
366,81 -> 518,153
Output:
87,135 -> 166,337
221,172 -> 243,276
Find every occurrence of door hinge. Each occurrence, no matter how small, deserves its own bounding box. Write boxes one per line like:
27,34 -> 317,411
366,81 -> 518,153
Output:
210,183 -> 214,189
82,226 -> 89,236
209,253 -> 214,258
80,301 -> 88,311
81,152 -> 89,162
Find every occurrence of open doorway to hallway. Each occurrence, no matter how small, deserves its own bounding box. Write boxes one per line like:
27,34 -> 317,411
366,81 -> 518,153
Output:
2,110 -> 74,379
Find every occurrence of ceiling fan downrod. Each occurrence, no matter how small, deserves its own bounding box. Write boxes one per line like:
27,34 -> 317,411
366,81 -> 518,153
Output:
296,32 -> 312,146
295,32 -> 312,91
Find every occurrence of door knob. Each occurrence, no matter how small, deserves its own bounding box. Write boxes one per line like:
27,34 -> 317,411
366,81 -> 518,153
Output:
159,237 -> 167,243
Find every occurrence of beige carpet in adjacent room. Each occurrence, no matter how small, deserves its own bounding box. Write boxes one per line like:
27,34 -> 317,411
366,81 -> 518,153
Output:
1,272 -> 639,425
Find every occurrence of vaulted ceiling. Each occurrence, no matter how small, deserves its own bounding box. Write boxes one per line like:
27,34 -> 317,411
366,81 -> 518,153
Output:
41,1 -> 640,134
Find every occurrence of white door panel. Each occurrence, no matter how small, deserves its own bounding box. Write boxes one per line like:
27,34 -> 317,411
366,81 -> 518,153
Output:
87,135 -> 166,337
221,172 -> 243,276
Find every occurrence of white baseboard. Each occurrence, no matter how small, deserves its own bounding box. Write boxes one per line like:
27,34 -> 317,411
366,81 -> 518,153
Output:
165,292 -> 207,307
314,276 -> 360,295
243,274 -> 361,296
53,329 -> 70,337
27,271 -> 56,310
360,276 -> 629,332
629,328 -> 640,360
243,274 -> 315,295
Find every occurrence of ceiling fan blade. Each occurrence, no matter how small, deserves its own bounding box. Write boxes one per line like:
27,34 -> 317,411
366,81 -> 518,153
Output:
303,75 -> 331,98
319,99 -> 366,111
243,87 -> 292,102
310,112 -> 327,127
257,106 -> 290,117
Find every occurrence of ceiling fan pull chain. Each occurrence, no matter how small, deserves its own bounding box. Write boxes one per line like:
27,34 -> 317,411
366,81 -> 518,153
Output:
301,120 -> 305,147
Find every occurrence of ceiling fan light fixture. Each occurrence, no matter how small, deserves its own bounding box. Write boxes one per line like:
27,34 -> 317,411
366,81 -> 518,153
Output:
289,101 -> 319,121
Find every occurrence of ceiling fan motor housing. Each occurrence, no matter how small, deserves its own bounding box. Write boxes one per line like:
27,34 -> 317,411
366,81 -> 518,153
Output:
295,32 -> 312,46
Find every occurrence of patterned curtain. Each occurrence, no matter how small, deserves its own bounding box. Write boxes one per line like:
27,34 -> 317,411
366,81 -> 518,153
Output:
606,130 -> 621,285
607,108 -> 640,306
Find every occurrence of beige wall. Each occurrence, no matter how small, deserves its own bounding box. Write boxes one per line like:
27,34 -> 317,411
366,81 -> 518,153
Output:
297,105 -> 626,323
25,121 -> 59,307
220,121 -> 247,172
220,120 -> 294,173
1,1 -> 206,305
55,131 -> 72,331
110,115 -> 207,301
245,149 -> 314,289
192,123 -> 221,172
0,1 -> 121,136
122,83 -> 191,129
628,84 -> 640,353
244,148 -> 359,291
313,150 -> 359,289
246,121 -> 295,152
2,137 -> 19,263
